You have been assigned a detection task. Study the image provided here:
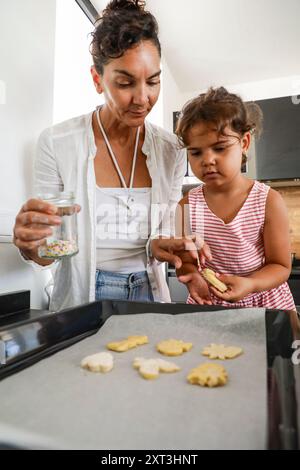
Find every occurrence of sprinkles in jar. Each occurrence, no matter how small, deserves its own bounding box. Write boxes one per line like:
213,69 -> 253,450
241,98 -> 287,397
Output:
38,192 -> 79,259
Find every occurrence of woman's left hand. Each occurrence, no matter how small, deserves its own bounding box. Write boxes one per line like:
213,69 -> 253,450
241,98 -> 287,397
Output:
209,274 -> 254,303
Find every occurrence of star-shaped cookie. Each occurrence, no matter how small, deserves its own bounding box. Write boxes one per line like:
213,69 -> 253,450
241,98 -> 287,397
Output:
202,343 -> 243,360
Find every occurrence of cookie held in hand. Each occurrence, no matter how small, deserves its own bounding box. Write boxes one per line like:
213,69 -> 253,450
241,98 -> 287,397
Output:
201,268 -> 228,293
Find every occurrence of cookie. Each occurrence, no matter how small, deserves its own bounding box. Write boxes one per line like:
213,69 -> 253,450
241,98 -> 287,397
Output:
202,343 -> 243,360
187,363 -> 228,387
107,335 -> 148,352
156,339 -> 193,356
133,357 -> 181,380
81,352 -> 114,373
201,268 -> 228,293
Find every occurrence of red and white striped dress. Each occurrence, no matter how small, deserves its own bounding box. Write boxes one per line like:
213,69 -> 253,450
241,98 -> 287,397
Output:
187,181 -> 296,310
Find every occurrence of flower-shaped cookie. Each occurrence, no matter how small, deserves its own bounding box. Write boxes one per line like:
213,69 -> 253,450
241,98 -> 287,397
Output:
156,339 -> 193,356
187,363 -> 228,387
202,343 -> 243,360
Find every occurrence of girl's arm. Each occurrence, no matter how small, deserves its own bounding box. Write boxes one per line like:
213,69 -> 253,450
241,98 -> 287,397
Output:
248,188 -> 291,290
210,189 -> 292,302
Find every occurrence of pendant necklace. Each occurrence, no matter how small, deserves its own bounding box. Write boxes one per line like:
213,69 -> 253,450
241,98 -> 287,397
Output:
96,107 -> 140,211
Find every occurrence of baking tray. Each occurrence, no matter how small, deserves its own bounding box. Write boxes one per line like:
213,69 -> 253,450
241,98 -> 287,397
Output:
0,301 -> 299,450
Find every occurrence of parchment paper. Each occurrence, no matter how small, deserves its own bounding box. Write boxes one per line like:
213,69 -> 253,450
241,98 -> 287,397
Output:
0,308 -> 267,449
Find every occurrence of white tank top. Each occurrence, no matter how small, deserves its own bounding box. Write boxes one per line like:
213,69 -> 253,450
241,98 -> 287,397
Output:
95,186 -> 151,273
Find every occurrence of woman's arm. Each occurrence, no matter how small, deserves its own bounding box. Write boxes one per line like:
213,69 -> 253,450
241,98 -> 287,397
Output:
149,146 -> 211,277
175,195 -> 198,271
150,147 -> 202,266
13,129 -> 65,267
174,195 -> 213,305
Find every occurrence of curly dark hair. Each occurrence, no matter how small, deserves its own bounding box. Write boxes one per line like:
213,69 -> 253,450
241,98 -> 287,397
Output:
90,0 -> 161,74
176,87 -> 263,147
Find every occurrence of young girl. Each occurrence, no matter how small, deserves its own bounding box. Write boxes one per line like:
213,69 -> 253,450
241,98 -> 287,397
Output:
175,87 -> 296,310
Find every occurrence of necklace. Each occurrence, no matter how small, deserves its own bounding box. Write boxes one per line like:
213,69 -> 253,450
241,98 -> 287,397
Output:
96,107 -> 140,192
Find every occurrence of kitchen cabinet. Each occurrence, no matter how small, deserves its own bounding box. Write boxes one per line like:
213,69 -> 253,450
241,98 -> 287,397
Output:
288,271 -> 300,307
168,269 -> 188,302
0,238 -> 51,309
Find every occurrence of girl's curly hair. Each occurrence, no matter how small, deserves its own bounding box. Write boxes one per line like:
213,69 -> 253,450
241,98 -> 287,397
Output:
176,87 -> 263,147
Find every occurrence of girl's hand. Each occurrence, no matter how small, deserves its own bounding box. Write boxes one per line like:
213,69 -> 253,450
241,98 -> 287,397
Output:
178,268 -> 212,305
209,274 -> 254,303
150,235 -> 212,269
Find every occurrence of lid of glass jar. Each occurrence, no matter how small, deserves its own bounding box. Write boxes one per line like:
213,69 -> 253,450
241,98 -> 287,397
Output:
38,191 -> 75,207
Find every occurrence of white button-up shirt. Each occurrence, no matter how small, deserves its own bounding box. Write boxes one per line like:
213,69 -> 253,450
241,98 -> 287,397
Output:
25,111 -> 186,311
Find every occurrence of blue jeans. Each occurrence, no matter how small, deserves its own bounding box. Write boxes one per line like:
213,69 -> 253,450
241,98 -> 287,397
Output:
95,270 -> 154,302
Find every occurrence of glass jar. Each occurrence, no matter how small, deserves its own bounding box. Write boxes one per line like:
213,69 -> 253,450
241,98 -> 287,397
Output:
38,191 -> 79,259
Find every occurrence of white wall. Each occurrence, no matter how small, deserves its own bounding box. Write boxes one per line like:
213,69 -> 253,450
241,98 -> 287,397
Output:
53,0 -> 163,126
0,0 -> 56,229
161,57 -> 183,133
0,0 -> 56,307
53,0 -> 101,123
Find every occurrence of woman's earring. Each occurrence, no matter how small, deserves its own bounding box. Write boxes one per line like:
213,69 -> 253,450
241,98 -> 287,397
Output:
242,153 -> 248,164
241,153 -> 248,172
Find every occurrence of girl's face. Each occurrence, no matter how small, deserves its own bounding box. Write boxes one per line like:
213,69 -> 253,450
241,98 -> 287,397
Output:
91,40 -> 161,127
186,122 -> 250,187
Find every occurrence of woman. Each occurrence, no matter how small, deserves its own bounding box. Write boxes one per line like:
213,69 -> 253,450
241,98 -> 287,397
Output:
13,0 -> 204,311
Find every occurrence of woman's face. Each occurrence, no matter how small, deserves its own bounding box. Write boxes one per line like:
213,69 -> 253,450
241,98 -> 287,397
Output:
186,123 -> 250,188
91,40 -> 161,127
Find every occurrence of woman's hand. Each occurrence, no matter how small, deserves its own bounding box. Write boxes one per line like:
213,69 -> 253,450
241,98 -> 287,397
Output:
150,235 -> 212,269
177,265 -> 212,305
209,274 -> 254,303
13,199 -> 80,264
